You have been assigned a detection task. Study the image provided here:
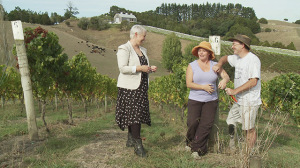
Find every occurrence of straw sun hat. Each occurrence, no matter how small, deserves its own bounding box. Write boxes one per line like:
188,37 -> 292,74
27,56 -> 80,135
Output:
191,41 -> 215,60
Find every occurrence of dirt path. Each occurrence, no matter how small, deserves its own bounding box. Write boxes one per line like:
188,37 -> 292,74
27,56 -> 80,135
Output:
66,129 -> 130,168
0,123 -> 133,167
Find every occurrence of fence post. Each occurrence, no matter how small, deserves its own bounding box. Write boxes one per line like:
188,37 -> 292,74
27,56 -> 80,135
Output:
11,20 -> 39,141
208,36 -> 221,152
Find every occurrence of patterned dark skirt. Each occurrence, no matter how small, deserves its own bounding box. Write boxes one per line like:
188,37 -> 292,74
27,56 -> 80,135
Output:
115,55 -> 151,130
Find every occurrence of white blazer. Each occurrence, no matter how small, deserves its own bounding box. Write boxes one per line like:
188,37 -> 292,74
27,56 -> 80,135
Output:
117,41 -> 150,90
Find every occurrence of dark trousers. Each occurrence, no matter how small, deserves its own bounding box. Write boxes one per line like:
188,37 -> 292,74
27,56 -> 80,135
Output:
186,99 -> 218,154
128,124 -> 141,139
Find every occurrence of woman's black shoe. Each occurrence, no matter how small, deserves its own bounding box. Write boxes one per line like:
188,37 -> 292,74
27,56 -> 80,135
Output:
133,138 -> 146,157
126,132 -> 135,147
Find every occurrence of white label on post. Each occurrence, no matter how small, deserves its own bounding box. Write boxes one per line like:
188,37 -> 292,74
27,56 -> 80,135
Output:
11,20 -> 24,40
209,36 -> 221,55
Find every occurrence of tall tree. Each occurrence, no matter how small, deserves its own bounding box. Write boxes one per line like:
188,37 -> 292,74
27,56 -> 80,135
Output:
287,42 -> 296,50
64,1 -> 79,19
161,33 -> 182,71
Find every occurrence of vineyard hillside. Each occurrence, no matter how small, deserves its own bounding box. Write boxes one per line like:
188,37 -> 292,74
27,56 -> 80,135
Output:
257,20 -> 300,50
1,20 -> 300,81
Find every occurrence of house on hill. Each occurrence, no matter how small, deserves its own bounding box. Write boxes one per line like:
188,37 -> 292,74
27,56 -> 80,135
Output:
114,12 -> 137,24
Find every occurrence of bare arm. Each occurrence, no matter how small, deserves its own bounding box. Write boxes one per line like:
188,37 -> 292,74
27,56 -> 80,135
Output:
225,78 -> 258,95
212,55 -> 228,73
218,68 -> 230,89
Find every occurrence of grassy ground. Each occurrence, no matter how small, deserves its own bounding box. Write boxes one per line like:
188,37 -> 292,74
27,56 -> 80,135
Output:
0,100 -> 299,168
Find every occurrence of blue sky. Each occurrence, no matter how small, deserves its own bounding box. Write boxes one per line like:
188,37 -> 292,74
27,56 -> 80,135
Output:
1,0 -> 300,22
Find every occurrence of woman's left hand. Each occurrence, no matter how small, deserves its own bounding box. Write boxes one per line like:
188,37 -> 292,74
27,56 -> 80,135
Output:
218,79 -> 227,89
150,65 -> 157,72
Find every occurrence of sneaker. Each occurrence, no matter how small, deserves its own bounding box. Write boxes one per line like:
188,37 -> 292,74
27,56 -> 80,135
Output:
191,152 -> 201,160
185,146 -> 191,152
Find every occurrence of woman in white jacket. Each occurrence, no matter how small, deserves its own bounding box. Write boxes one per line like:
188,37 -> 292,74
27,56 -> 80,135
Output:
115,25 -> 157,157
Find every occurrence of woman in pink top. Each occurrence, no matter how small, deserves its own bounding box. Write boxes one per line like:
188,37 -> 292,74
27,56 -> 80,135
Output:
185,41 -> 229,159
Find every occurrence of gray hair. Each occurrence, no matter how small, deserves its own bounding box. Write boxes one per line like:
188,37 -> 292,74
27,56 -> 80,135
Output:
130,25 -> 147,39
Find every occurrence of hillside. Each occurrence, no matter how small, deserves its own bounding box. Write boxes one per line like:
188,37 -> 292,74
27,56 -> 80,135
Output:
1,20 -> 193,80
1,19 -> 299,81
51,20 -> 195,80
257,20 -> 300,50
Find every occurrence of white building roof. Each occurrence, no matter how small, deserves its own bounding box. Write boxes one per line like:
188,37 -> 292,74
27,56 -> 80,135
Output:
116,13 -> 136,19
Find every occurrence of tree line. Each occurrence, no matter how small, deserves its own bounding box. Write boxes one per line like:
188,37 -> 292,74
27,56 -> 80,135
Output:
109,3 -> 297,50
2,1 -> 79,25
2,2 -> 298,50
109,3 -> 260,40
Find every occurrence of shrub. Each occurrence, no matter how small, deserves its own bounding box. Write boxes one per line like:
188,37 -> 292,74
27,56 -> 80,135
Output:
65,21 -> 70,26
119,20 -> 132,31
265,28 -> 272,32
286,42 -> 296,50
88,16 -> 111,31
182,41 -> 199,63
264,73 -> 300,125
260,40 -> 271,47
258,18 -> 268,24
223,23 -> 260,45
295,20 -> 300,24
162,33 -> 182,71
77,17 -> 89,30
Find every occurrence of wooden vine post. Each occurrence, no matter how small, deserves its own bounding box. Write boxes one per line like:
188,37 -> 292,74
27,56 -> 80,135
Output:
11,20 -> 39,141
208,36 -> 221,152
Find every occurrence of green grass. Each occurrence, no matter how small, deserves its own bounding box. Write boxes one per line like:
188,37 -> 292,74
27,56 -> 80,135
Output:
0,100 -> 299,167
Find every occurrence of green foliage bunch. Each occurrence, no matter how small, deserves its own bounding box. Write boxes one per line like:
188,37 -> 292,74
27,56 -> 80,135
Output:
77,17 -> 89,30
109,6 -> 133,18
94,74 -> 117,101
161,33 -> 183,71
50,12 -> 64,24
133,3 -> 260,37
0,65 -> 22,101
77,16 -> 111,31
218,81 -> 235,111
119,20 -> 133,31
68,52 -> 97,99
258,41 -> 297,51
259,18 -> 268,24
65,21 -> 70,26
6,7 -> 53,25
2,66 -> 22,101
295,20 -> 300,24
149,60 -> 189,112
88,16 -> 111,31
64,2 -> 79,20
265,28 -> 272,32
182,41 -> 199,63
17,27 -> 68,100
223,23 -> 260,45
5,3 -> 79,25
286,42 -> 297,50
263,73 -> 300,125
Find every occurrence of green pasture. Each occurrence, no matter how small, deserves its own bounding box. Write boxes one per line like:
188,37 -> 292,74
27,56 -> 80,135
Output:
0,100 -> 299,167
